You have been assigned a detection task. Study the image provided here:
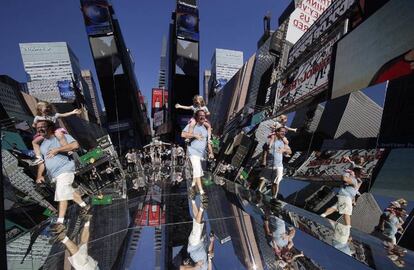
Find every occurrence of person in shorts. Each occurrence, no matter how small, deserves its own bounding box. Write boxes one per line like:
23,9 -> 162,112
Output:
35,120 -> 90,235
181,110 -> 214,204
321,166 -> 363,226
258,127 -> 292,199
52,215 -> 99,270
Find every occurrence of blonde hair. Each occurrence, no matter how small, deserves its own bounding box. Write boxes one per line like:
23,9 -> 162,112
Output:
277,114 -> 288,122
36,101 -> 53,116
193,95 -> 205,107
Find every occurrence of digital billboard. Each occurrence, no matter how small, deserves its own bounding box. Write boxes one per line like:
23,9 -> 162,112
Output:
176,4 -> 199,41
176,39 -> 198,76
331,0 -> 414,99
378,74 -> 414,148
89,35 -> 121,76
81,0 -> 113,36
294,149 -> 385,182
285,0 -> 332,44
57,80 -> 75,101
276,31 -> 341,112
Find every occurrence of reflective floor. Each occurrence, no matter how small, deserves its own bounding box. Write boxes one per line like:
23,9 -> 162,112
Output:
5,153 -> 413,270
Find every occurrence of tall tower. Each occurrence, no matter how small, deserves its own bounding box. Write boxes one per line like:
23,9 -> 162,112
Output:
209,48 -> 243,94
158,35 -> 168,88
167,0 -> 200,142
80,0 -> 150,151
81,70 -> 104,125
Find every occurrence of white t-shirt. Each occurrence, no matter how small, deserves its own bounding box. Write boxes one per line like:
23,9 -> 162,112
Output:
34,113 -> 62,124
191,105 -> 209,114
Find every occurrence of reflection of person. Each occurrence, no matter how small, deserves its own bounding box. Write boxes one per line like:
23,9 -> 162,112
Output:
259,127 -> 292,198
125,149 -> 135,173
321,167 -> 363,226
262,115 -> 296,166
35,120 -> 90,232
31,101 -> 82,165
370,49 -> 414,85
331,221 -> 353,256
53,215 -> 99,270
184,191 -> 214,270
182,110 -> 214,202
264,216 -> 299,266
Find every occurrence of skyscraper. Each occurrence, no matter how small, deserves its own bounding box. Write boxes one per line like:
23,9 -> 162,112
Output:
19,42 -> 82,103
167,1 -> 200,142
158,36 -> 168,88
209,48 -> 243,94
81,70 -> 104,125
80,0 -> 151,150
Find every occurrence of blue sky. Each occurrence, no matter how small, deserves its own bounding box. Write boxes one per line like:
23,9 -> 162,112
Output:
0,0 -> 291,110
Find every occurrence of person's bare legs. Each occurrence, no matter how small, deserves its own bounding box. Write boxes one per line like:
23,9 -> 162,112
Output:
191,200 -> 199,219
343,214 -> 351,226
321,207 -> 337,217
62,239 -> 79,256
271,183 -> 279,199
80,223 -> 90,245
58,200 -> 68,219
193,176 -> 204,195
258,178 -> 266,192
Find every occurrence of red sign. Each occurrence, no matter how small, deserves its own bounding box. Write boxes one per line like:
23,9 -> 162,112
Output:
152,88 -> 163,116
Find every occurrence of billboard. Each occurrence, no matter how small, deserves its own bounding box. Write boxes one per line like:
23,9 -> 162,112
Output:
89,35 -> 121,76
176,40 -> 198,76
153,110 -> 164,128
371,149 -> 414,201
331,0 -> 414,99
378,74 -> 414,148
277,31 -> 341,112
294,149 -> 385,182
176,4 -> 199,41
81,0 -> 113,36
151,88 -> 163,117
285,0 -> 332,44
57,80 -> 75,101
287,0 -> 355,65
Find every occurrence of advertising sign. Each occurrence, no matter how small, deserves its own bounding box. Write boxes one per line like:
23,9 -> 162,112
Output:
176,4 -> 199,41
153,110 -> 164,128
81,0 -> 113,36
294,149 -> 385,181
285,0 -> 332,44
288,0 -> 356,65
277,32 -> 341,112
176,41 -> 198,76
90,36 -> 121,76
378,75 -> 414,148
152,88 -> 163,117
57,80 -> 75,101
332,0 -> 414,99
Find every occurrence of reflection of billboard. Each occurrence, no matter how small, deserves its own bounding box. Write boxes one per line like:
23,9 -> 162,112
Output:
81,0 -> 113,36
277,32 -> 341,111
378,75 -> 414,148
332,0 -> 414,99
176,40 -> 198,76
57,80 -> 75,101
176,4 -> 199,41
371,149 -> 414,201
285,0 -> 332,44
151,88 -> 163,117
294,149 -> 385,181
287,0 -> 355,65
90,36 -> 121,76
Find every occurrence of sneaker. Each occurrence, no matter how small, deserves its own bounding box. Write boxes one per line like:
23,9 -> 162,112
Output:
79,204 -> 91,217
31,158 -> 44,166
188,186 -> 196,200
200,193 -> 209,210
49,228 -> 67,244
50,223 -> 66,234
